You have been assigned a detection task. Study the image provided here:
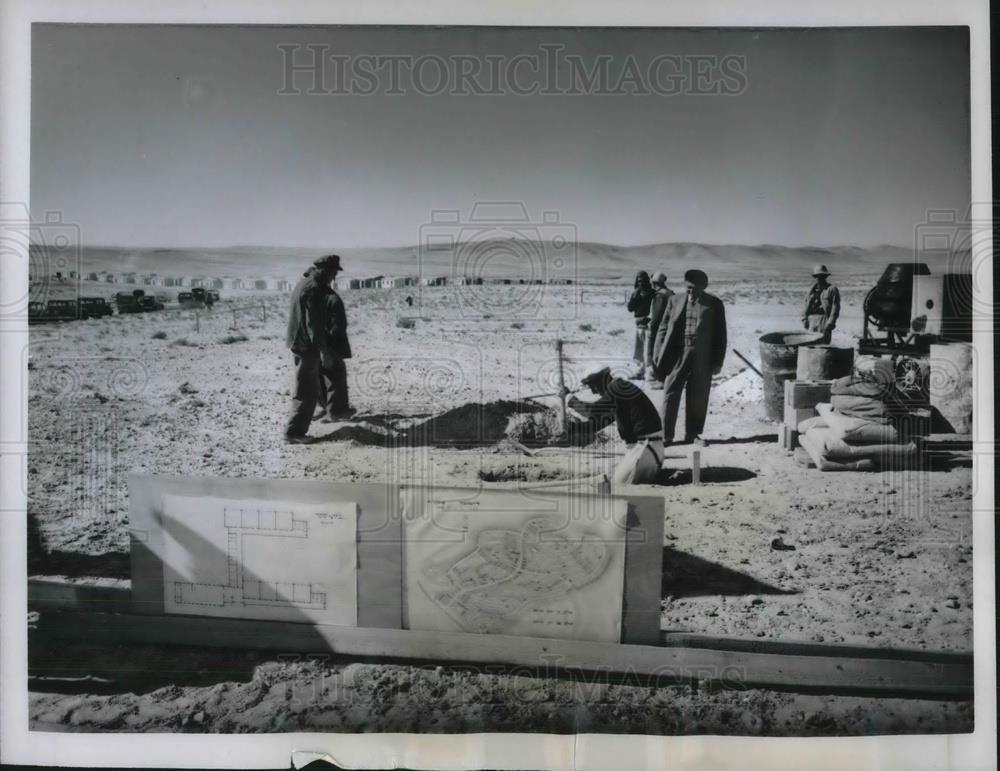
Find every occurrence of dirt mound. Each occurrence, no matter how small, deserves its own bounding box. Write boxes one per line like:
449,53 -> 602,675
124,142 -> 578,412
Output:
404,400 -> 546,447
504,411 -> 565,446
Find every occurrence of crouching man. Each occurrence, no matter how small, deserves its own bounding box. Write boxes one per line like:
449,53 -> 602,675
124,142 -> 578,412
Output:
575,365 -> 664,485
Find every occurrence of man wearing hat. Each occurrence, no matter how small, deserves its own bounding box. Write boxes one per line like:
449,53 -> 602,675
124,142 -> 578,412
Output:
284,254 -> 354,443
575,365 -> 664,485
644,271 -> 674,387
650,268 -> 727,446
802,264 -> 840,344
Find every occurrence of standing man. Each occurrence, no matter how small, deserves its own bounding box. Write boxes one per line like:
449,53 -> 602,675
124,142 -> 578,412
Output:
284,254 -> 354,444
626,271 -> 654,379
802,264 -> 840,344
574,365 -> 664,485
644,271 -> 674,387
651,269 -> 727,446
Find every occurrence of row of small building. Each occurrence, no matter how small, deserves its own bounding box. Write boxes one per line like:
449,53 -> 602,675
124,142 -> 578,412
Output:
48,272 -> 575,290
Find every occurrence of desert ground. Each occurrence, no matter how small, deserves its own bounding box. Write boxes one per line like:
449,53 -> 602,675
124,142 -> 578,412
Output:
26,270 -> 974,734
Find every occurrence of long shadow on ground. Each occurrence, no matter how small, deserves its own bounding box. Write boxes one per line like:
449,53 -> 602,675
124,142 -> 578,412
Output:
662,547 -> 796,599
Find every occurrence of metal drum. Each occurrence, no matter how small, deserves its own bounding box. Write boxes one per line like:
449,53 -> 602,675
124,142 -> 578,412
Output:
796,345 -> 855,381
759,331 -> 824,421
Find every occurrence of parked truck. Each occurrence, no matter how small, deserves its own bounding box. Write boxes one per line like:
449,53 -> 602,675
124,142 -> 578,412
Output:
115,289 -> 163,314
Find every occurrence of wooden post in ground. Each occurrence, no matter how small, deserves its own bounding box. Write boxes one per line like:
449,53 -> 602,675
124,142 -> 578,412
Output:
555,339 -> 568,438
261,303 -> 267,323
194,311 -> 199,333
691,449 -> 701,484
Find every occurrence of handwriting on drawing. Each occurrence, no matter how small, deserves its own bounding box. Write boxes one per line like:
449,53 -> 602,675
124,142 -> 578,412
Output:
316,511 -> 346,523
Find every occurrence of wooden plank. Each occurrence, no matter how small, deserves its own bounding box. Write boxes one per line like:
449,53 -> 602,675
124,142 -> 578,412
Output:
783,403 -> 815,431
28,580 -> 132,614
128,475 -> 402,628
620,496 -> 664,645
33,610 -> 973,700
784,379 -> 833,409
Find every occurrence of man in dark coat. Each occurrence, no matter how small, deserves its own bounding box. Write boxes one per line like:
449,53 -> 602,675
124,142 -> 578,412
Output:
650,268 -> 727,446
574,365 -> 663,485
284,254 -> 354,443
644,271 -> 674,386
626,270 -> 654,378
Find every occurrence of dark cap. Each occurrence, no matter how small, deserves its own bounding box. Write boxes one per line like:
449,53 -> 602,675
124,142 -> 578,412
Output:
684,269 -> 708,289
580,365 -> 612,387
313,254 -> 342,271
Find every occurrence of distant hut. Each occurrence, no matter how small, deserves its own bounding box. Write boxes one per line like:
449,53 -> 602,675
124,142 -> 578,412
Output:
381,276 -> 415,289
252,278 -> 269,290
421,276 -> 447,286
210,278 -> 225,289
86,271 -> 99,281
275,279 -> 292,292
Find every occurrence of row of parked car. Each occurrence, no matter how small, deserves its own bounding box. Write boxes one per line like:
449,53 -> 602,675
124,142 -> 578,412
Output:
28,288 -> 221,323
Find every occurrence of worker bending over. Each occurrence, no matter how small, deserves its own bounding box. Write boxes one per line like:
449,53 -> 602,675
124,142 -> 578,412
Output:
574,365 -> 664,485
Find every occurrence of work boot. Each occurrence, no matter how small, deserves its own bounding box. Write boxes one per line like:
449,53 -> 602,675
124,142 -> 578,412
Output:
686,435 -> 707,448
284,434 -> 314,445
326,406 -> 357,421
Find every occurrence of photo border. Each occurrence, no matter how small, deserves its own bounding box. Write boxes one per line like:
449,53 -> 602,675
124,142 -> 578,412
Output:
0,1 -> 993,769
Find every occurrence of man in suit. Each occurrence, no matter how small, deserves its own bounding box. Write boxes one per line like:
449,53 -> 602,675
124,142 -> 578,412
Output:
650,269 -> 727,446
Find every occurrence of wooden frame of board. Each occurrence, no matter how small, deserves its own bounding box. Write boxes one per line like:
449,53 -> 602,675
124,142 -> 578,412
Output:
128,475 -> 664,645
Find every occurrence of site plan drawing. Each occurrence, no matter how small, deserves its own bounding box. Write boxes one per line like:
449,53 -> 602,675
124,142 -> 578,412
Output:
402,488 -> 627,642
160,493 -> 358,625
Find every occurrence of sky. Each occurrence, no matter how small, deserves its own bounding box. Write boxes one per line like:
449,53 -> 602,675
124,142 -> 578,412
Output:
30,25 -> 970,249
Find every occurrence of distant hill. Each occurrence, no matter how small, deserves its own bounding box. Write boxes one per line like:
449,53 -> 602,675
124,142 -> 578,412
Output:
31,240 -> 955,283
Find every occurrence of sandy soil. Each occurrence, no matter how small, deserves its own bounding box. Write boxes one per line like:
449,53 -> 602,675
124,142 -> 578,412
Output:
26,277 -> 974,734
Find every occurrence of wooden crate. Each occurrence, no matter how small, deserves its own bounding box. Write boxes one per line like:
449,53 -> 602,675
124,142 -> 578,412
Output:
784,379 -> 833,409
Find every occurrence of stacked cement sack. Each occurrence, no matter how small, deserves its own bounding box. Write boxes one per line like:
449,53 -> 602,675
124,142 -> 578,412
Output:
797,359 -> 926,471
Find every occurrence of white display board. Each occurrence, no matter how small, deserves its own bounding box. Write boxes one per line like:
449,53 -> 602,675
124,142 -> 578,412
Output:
402,488 -> 627,643
160,494 -> 358,625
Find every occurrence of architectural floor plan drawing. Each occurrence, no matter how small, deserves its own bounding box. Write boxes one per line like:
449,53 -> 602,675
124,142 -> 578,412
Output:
172,506 -> 328,611
402,489 -> 627,643
160,493 -> 358,625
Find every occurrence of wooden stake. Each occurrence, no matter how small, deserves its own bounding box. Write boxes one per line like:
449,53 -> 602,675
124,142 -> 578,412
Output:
555,339 -> 568,437
691,449 -> 701,484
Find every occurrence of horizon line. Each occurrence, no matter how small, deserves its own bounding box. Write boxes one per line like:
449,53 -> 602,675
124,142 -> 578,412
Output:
31,239 -> 916,253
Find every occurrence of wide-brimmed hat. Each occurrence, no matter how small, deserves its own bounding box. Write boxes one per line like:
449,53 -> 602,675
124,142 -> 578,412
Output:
651,271 -> 667,287
812,264 -> 831,277
313,254 -> 342,271
684,269 -> 708,289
